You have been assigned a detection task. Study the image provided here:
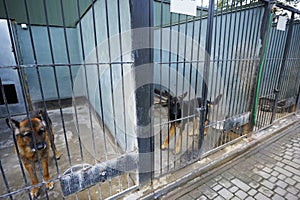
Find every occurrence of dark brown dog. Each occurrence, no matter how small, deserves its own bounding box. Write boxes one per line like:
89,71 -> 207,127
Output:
6,110 -> 60,198
160,92 -> 222,154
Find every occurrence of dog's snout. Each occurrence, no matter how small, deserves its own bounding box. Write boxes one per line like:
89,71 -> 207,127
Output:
36,142 -> 47,150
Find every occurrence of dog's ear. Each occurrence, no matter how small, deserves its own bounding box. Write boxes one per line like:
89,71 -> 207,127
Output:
36,110 -> 47,126
36,110 -> 43,119
163,90 -> 172,98
178,92 -> 188,101
6,118 -> 20,134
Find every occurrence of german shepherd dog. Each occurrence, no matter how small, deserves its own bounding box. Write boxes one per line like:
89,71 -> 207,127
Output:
160,92 -> 222,154
6,110 -> 60,198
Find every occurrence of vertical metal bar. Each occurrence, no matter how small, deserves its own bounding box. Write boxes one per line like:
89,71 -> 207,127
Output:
296,85 -> 300,112
104,0 -> 124,193
244,5 -> 262,113
266,29 -> 285,123
235,0 -> 250,116
192,3 -> 203,154
187,15 -> 196,156
210,0 -> 221,151
238,1 -> 253,114
2,73 -> 32,200
231,1 -> 245,117
248,0 -> 274,131
198,0 -> 214,153
42,0 -> 63,176
219,0 -> 232,146
167,11 -> 173,170
130,0 -> 154,185
159,0 -> 163,176
59,0 -> 76,167
223,1 -> 238,145
90,0 -> 108,197
22,0 -> 50,197
116,0 -> 128,154
0,160 -> 13,200
271,12 -> 295,122
104,0 -> 119,155
180,15 -> 188,159
174,13 -> 181,167
226,1 -> 239,119
1,4 -> 33,197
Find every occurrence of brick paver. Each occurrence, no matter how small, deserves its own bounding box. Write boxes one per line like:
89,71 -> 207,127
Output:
162,121 -> 300,199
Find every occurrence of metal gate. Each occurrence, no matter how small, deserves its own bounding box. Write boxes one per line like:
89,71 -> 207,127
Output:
255,4 -> 300,130
0,0 -> 300,199
0,0 -> 139,199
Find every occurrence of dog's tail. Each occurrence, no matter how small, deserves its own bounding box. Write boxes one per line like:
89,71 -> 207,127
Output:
210,94 -> 223,105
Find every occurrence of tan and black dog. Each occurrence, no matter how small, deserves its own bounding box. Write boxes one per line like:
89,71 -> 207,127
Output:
6,110 -> 60,198
160,91 -> 222,154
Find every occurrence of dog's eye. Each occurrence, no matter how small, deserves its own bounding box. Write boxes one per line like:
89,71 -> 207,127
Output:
23,132 -> 32,137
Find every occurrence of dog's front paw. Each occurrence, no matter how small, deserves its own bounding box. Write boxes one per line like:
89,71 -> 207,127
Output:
46,182 -> 54,190
175,146 -> 181,155
31,187 -> 40,199
161,143 -> 167,150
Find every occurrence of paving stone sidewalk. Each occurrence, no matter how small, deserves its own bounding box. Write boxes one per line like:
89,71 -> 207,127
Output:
162,121 -> 300,200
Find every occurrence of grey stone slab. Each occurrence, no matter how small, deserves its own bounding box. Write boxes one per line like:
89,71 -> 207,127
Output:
277,174 -> 287,180
274,166 -> 293,177
286,186 -> 299,195
214,195 -> 225,200
272,194 -> 285,200
292,175 -> 300,182
274,186 -> 287,196
284,177 -> 296,186
229,186 -> 239,193
276,180 -> 288,189
213,184 -> 223,192
285,193 -> 299,200
197,195 -> 208,200
254,192 -> 269,200
284,165 -> 300,176
219,178 -> 232,189
258,186 -> 274,197
295,182 -> 300,190
269,176 -> 278,183
248,188 -> 257,196
261,180 -> 275,190
235,190 -> 248,199
231,178 -> 251,192
282,159 -> 300,169
222,172 -> 235,180
218,188 -> 233,199
189,189 -> 202,199
249,182 -> 260,189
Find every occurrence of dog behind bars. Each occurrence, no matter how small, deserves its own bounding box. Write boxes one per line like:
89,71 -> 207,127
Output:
159,91 -> 222,154
6,110 -> 60,198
